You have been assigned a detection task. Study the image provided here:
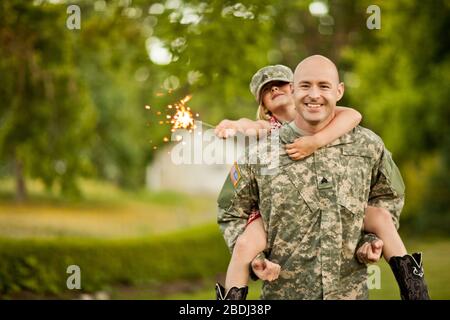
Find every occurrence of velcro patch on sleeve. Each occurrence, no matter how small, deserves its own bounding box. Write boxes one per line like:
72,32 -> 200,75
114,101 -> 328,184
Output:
229,162 -> 242,188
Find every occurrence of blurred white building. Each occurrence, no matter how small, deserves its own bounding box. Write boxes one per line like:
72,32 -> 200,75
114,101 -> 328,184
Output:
146,124 -> 248,195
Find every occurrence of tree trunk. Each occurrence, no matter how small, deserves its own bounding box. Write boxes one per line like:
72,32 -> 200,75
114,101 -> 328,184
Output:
14,157 -> 27,202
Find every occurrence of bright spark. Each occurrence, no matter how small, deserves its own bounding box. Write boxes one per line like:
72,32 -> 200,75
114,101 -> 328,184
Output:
171,95 -> 195,130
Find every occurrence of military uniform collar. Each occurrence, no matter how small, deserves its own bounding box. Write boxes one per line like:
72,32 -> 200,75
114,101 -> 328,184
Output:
279,122 -> 302,144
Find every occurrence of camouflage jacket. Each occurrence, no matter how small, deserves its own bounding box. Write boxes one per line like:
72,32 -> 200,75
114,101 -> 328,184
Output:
217,122 -> 405,299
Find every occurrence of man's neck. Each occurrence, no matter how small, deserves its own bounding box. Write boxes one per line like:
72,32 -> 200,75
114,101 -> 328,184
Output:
272,103 -> 297,123
293,112 -> 335,136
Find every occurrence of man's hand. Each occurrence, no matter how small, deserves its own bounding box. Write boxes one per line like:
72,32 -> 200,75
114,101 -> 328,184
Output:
356,239 -> 384,264
251,257 -> 281,281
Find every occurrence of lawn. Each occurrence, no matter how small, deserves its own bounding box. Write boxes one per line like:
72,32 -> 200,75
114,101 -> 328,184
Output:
0,179 -> 448,300
0,179 -> 217,238
110,237 -> 450,300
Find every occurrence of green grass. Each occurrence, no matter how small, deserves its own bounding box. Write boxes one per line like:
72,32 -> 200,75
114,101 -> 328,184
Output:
369,238 -> 450,300
154,281 -> 263,300
0,224 -> 231,297
0,179 -> 216,239
116,238 -> 450,300
1,227 -> 448,299
0,178 -> 448,300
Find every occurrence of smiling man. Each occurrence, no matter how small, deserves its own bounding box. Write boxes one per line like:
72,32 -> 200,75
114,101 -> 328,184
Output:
292,55 -> 343,131
218,55 -> 409,299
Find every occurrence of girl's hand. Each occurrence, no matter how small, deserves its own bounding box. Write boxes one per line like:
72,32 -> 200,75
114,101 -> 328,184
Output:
285,136 -> 319,160
215,120 -> 238,138
251,258 -> 281,282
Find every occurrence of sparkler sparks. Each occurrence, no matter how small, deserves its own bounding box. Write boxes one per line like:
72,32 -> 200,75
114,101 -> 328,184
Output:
170,96 -> 196,132
145,94 -> 201,150
165,95 -> 196,132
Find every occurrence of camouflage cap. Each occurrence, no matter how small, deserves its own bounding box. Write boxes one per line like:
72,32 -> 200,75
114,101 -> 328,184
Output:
249,64 -> 293,102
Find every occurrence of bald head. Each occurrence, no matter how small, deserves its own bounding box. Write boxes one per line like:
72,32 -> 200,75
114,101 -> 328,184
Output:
291,55 -> 345,133
294,55 -> 340,85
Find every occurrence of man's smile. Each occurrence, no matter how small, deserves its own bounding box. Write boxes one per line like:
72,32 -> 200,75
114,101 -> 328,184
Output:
304,102 -> 324,111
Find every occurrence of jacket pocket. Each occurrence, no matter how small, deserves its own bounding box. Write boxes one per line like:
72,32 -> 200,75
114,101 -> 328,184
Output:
338,146 -> 373,217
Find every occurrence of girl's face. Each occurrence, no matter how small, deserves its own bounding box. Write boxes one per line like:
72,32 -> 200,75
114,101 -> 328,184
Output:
261,81 -> 294,112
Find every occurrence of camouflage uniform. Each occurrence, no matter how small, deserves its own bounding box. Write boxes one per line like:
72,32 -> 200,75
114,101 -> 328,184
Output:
217,122 -> 405,300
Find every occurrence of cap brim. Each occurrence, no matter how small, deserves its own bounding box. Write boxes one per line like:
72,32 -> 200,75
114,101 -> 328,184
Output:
256,78 -> 291,102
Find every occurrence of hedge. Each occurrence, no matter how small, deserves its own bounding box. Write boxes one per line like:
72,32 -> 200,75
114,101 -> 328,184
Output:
0,224 -> 230,296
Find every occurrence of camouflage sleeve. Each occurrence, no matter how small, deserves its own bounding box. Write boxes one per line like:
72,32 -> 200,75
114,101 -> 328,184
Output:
217,162 -> 259,254
368,147 -> 405,229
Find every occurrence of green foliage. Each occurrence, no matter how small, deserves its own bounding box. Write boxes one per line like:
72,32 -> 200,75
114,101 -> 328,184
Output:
0,1 -> 96,196
0,224 -> 229,296
344,1 -> 450,158
75,4 -> 156,189
1,0 -> 448,233
0,0 -> 390,197
146,0 -> 277,125
414,154 -> 450,234
343,0 -> 450,232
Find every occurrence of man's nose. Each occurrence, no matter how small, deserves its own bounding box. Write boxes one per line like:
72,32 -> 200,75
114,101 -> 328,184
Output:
308,86 -> 320,99
271,86 -> 279,92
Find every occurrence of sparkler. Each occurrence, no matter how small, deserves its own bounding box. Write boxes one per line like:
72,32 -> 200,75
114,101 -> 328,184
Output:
170,95 -> 195,132
146,94 -> 214,150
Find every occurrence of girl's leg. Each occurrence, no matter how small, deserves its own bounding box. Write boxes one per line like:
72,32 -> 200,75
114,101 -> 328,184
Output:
225,217 -> 267,290
363,206 -> 430,299
363,206 -> 407,261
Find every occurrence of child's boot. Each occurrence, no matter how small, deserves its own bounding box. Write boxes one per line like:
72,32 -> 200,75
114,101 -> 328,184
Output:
215,283 -> 248,300
388,252 -> 430,300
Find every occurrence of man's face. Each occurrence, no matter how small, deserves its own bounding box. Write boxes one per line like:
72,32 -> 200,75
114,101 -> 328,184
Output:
260,81 -> 293,112
292,61 -> 344,126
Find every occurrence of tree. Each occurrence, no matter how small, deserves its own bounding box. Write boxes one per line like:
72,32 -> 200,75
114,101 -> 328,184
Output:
0,1 -> 96,200
344,0 -> 450,232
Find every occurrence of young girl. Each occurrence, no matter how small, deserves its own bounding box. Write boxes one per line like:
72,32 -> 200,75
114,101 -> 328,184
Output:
214,65 -> 429,300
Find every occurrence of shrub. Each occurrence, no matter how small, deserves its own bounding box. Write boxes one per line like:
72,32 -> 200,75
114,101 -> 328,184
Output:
0,224 -> 229,296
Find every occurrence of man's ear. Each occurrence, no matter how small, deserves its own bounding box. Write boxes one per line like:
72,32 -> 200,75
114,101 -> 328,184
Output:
336,82 -> 345,101
290,83 -> 294,94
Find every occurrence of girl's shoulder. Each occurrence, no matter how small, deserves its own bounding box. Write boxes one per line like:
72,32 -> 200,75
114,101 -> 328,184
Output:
269,115 -> 282,130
